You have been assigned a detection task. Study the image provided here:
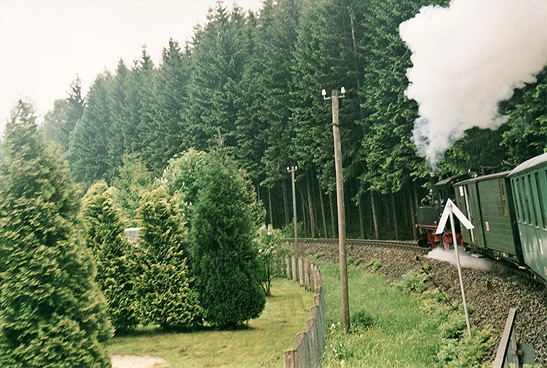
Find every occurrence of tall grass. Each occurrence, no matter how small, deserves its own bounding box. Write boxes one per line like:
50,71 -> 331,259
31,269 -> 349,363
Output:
320,262 -> 495,367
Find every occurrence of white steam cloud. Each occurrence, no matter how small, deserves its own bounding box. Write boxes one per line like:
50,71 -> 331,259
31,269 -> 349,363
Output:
426,247 -> 501,272
400,0 -> 547,169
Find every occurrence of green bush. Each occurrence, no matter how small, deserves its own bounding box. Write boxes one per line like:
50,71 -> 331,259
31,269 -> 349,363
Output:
0,101 -> 112,367
136,186 -> 201,330
394,270 -> 428,293
161,149 -> 211,225
439,312 -> 467,339
80,180 -> 139,334
112,152 -> 153,227
435,327 -> 496,367
253,224 -> 292,295
191,157 -> 265,328
365,258 -> 383,272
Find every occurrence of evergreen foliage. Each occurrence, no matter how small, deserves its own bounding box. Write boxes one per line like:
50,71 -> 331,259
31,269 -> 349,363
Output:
43,0 -> 545,239
253,224 -> 292,296
80,180 -> 139,334
145,40 -> 191,176
41,77 -> 85,155
0,100 -> 112,368
67,73 -> 114,188
136,186 -> 201,330
112,152 -> 153,226
161,149 -> 212,225
501,66 -> 547,164
190,157 -> 265,328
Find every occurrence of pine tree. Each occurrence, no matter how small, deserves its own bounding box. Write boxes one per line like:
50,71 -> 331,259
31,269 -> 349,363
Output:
190,157 -> 265,328
80,180 -> 139,334
136,186 -> 201,330
0,100 -> 113,367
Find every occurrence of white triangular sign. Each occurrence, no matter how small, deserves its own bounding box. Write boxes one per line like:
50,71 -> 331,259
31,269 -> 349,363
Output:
436,199 -> 474,234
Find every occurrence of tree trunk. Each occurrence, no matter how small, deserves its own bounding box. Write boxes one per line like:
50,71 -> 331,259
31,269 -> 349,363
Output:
391,193 -> 399,240
306,174 -> 317,238
371,191 -> 380,239
329,192 -> 337,238
282,180 -> 289,227
268,187 -> 274,226
358,192 -> 365,239
299,188 -> 308,237
318,180 -> 328,238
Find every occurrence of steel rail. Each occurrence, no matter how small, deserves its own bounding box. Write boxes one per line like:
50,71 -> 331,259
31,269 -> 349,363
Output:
285,238 -> 428,252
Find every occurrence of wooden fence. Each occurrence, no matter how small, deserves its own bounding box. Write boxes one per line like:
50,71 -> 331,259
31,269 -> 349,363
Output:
283,255 -> 325,368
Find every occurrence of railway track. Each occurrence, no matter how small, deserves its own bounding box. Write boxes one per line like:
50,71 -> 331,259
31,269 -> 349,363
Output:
286,238 -> 428,253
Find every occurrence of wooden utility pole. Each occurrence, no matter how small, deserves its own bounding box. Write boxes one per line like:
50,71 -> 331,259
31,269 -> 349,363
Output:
324,88 -> 350,333
287,166 -> 299,254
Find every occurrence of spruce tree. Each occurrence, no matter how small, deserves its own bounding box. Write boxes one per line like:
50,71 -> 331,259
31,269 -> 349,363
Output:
0,101 -> 112,368
191,157 -> 265,328
41,77 -> 85,155
80,180 -> 139,334
68,73 -> 114,187
136,186 -> 200,330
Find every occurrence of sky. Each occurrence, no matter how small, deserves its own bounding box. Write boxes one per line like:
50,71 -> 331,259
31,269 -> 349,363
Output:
0,0 -> 263,135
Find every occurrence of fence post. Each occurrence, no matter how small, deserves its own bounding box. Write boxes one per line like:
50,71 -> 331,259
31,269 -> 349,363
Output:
310,305 -> 318,319
314,270 -> 321,291
309,264 -> 315,290
296,331 -> 306,346
292,255 -> 297,281
306,317 -> 314,330
286,256 -> 291,279
304,259 -> 310,290
298,258 -> 304,286
284,349 -> 297,368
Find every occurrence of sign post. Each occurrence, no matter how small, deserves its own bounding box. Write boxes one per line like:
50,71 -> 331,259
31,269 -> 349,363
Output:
436,199 -> 474,339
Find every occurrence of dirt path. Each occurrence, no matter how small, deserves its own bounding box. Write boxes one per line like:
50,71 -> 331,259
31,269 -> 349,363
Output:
111,354 -> 167,368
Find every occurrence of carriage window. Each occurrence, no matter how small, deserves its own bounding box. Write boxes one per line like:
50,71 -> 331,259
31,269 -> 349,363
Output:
513,178 -> 522,221
527,174 -> 537,226
535,172 -> 545,228
499,180 -> 508,216
521,177 -> 531,224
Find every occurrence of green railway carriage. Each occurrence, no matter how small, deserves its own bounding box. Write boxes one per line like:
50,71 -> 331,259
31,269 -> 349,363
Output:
454,172 -> 523,265
508,153 -> 547,281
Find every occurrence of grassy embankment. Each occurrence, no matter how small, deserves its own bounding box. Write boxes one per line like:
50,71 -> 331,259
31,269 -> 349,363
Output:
107,277 -> 312,367
321,261 -> 495,367
109,261 -> 495,367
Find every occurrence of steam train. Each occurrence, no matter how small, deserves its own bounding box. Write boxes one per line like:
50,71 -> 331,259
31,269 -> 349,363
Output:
415,152 -> 547,283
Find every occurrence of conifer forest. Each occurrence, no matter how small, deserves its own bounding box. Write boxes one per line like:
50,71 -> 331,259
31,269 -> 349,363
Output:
34,0 -> 546,241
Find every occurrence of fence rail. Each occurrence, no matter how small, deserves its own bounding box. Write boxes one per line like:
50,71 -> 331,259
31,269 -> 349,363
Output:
284,255 -> 325,368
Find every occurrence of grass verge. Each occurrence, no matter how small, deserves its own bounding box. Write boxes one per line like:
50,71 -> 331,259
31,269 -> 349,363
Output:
107,277 -> 312,367
321,262 -> 495,367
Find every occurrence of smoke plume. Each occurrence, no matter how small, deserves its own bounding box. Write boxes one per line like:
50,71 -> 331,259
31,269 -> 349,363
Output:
399,0 -> 547,169
426,247 -> 496,271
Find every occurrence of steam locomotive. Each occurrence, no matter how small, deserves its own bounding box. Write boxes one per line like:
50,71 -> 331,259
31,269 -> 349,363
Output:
415,152 -> 547,283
